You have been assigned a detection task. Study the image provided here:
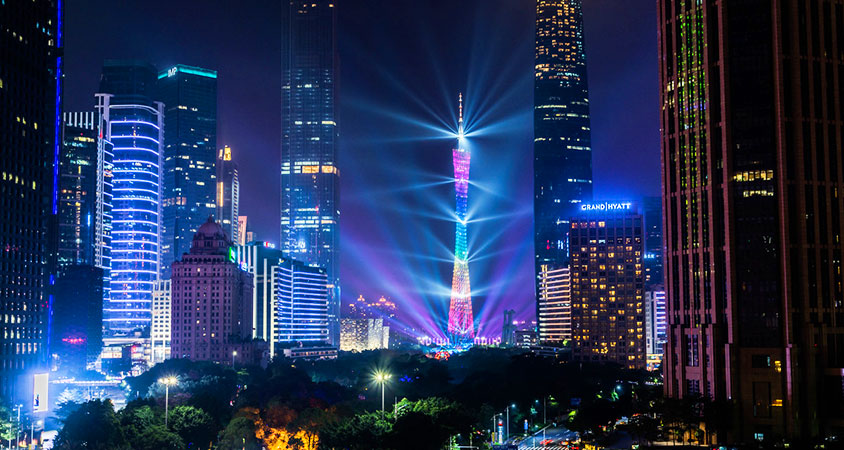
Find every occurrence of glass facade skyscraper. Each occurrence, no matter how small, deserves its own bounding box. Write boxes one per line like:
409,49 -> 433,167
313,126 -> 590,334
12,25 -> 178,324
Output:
0,0 -> 61,404
274,258 -> 329,345
158,65 -> 218,277
98,61 -> 164,340
58,112 -> 99,268
281,0 -> 340,343
534,0 -> 593,273
216,146 -> 239,243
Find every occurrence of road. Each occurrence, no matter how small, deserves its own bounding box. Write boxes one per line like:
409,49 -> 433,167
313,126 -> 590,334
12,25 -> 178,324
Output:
515,426 -> 579,450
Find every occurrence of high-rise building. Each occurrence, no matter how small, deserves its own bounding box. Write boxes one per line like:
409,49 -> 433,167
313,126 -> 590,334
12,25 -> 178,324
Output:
537,266 -> 572,345
158,65 -> 218,278
569,202 -> 645,369
236,216 -> 248,246
51,266 -> 104,372
645,288 -> 666,361
58,112 -> 99,268
0,0 -> 61,403
534,0 -> 593,277
97,61 -> 164,342
170,218 -> 261,366
448,94 -> 474,345
274,259 -> 329,346
659,0 -> 844,441
339,318 -> 390,352
216,145 -> 239,243
501,310 -> 516,347
234,241 -> 283,355
281,0 -> 340,344
642,196 -> 664,288
151,279 -> 171,364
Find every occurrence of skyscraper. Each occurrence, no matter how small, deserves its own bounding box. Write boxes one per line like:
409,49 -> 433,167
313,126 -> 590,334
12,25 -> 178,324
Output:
274,258 -> 330,346
158,65 -> 218,278
534,0 -> 593,276
97,61 -> 164,342
235,241 -> 283,353
151,279 -> 171,364
660,0 -> 844,441
58,112 -> 99,268
170,218 -> 260,365
448,94 -> 474,345
281,0 -> 340,343
642,196 -> 664,288
644,288 -> 665,361
569,202 -> 645,369
216,145 -> 239,244
537,265 -> 572,345
0,0 -> 61,403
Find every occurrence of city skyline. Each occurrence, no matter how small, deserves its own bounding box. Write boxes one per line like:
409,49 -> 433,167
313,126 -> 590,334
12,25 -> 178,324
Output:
62,0 -> 659,333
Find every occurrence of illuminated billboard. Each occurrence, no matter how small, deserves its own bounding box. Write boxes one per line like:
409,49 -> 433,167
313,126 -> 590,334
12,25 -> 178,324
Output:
33,372 -> 49,412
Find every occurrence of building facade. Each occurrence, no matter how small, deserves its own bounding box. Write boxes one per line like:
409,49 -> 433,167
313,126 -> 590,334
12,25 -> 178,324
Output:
281,0 -> 340,344
339,318 -> 390,352
538,265 -> 572,345
234,241 -> 283,352
645,288 -> 666,362
51,266 -> 104,373
216,145 -> 239,243
58,112 -> 100,268
170,219 -> 256,365
158,65 -> 218,278
569,203 -> 645,369
97,61 -> 164,341
642,196 -> 664,288
659,0 -> 844,440
534,0 -> 593,277
151,279 -> 171,364
274,259 -> 329,346
0,0 -> 61,403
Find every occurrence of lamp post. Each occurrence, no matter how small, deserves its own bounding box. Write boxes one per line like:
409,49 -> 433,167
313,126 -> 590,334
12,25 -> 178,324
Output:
373,371 -> 391,416
158,376 -> 178,428
232,350 -> 237,368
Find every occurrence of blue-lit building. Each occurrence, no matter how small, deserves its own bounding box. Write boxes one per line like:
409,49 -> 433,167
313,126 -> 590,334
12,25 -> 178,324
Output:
642,196 -> 664,288
97,61 -> 164,340
533,0 -> 593,273
158,65 -> 218,278
274,259 -> 329,346
235,241 -> 283,350
0,0 -> 61,405
281,0 -> 340,344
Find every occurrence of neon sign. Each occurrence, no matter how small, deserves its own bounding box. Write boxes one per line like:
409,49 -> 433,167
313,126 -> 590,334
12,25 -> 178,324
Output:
580,202 -> 633,212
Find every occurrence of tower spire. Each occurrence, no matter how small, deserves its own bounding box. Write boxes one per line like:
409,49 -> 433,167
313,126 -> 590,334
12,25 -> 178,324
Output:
458,92 -> 464,138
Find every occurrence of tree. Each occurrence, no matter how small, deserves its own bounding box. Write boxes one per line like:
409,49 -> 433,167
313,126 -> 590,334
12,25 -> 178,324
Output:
134,426 -> 184,450
170,405 -> 217,449
216,415 -> 262,450
55,399 -> 130,450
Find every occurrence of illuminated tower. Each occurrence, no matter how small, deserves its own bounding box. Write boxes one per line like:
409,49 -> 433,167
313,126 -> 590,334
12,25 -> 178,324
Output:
447,94 -> 474,344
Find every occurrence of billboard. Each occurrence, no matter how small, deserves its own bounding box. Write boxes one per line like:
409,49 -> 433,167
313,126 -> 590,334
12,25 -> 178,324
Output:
33,372 -> 49,412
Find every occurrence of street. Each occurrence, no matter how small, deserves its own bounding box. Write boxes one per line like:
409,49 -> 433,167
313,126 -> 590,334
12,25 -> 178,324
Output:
515,426 -> 580,450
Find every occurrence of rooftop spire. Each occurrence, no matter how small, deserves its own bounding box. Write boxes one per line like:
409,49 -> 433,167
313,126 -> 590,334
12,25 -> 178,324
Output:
457,92 -> 464,138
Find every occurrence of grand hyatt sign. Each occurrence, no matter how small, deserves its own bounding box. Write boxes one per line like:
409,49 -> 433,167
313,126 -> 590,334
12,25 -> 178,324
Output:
579,202 -> 633,212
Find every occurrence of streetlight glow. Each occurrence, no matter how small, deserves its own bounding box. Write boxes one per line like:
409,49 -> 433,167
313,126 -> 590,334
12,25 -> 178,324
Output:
372,370 -> 392,416
158,376 -> 178,428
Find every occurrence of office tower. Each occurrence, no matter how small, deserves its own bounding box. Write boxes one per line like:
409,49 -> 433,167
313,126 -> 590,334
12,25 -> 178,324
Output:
645,288 -> 666,360
58,112 -> 99,268
281,0 -> 340,344
448,94 -> 475,344
501,310 -> 516,347
151,279 -> 171,364
339,318 -> 390,352
234,241 -> 283,355
236,216 -> 248,246
170,218 -> 260,365
534,0 -> 593,276
0,0 -> 61,403
642,196 -> 664,288
274,259 -> 330,346
216,145 -> 239,243
158,65 -> 218,278
51,266 -> 104,372
97,61 -> 164,344
537,266 -> 572,345
569,202 -> 645,369
659,0 -> 844,441
346,295 -> 398,320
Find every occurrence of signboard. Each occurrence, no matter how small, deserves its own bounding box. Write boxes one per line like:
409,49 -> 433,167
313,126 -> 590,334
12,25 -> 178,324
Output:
33,372 -> 49,412
579,202 -> 633,212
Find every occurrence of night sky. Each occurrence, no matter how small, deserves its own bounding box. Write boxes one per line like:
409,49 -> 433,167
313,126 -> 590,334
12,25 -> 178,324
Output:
65,1 -> 659,337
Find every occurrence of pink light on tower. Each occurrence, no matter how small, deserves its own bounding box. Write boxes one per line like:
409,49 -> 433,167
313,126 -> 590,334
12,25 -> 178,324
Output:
447,93 -> 475,343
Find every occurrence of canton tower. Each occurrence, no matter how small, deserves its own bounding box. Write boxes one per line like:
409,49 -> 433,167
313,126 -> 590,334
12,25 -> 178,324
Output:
447,93 -> 475,344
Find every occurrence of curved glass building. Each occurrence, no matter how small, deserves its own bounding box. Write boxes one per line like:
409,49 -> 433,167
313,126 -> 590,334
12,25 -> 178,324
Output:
98,61 -> 164,339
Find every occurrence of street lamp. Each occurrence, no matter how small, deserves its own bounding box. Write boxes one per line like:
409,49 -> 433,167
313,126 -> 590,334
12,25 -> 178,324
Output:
373,371 -> 391,416
232,350 -> 237,367
158,376 -> 178,428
